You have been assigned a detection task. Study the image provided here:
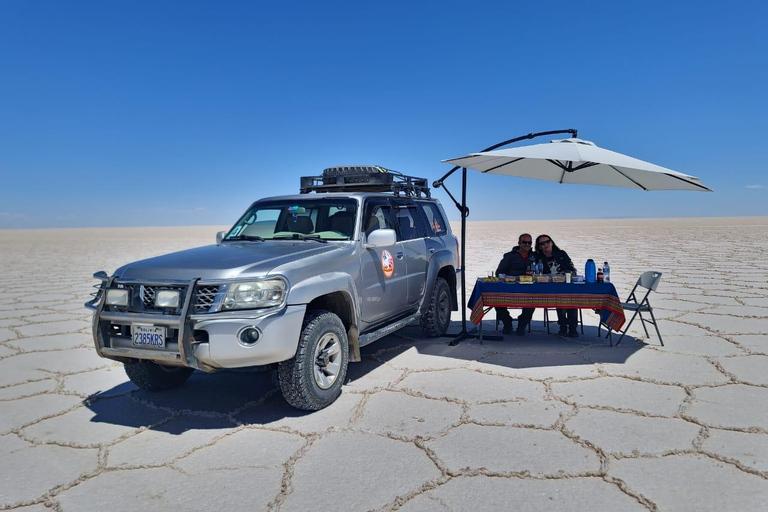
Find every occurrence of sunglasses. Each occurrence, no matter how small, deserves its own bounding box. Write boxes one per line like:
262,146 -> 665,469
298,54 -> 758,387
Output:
538,240 -> 552,246
519,240 -> 532,245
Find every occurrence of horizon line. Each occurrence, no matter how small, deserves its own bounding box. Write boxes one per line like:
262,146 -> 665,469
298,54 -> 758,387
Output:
2,214 -> 768,232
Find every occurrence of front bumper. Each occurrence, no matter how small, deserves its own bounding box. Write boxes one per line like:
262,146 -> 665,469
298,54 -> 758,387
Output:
86,273 -> 305,371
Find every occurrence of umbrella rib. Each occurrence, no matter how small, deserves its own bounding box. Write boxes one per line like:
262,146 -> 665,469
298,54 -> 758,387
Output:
609,165 -> 648,190
546,159 -> 568,171
572,161 -> 599,171
481,157 -> 525,174
662,173 -> 714,192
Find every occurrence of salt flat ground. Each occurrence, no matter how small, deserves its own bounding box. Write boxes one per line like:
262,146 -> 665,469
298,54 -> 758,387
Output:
1,217 -> 767,511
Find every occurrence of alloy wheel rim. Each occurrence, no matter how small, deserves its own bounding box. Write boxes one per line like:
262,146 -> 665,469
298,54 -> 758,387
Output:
437,291 -> 450,326
313,332 -> 342,389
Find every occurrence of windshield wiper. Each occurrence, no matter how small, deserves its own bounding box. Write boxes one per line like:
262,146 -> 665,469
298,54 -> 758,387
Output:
272,233 -> 328,243
225,235 -> 264,242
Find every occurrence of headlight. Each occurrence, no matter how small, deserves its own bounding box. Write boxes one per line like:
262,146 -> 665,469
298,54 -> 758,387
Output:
155,290 -> 181,308
106,289 -> 129,306
222,279 -> 287,310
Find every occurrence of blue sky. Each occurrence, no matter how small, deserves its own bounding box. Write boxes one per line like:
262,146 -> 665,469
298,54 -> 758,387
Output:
1,0 -> 766,229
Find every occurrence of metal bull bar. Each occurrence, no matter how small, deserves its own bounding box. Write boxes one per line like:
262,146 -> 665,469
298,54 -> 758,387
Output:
86,272 -> 207,370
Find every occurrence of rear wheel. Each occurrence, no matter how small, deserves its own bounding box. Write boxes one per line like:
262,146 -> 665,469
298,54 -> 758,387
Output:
420,276 -> 451,337
278,310 -> 349,411
124,360 -> 194,390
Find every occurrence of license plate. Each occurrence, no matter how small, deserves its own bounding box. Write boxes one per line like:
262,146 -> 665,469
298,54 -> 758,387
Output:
131,325 -> 166,349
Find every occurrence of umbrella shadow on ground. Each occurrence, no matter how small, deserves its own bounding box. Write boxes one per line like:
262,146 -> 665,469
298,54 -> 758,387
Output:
83,319 -> 645,432
371,319 -> 646,372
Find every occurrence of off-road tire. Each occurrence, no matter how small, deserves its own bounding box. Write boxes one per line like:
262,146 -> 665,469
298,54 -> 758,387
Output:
278,310 -> 349,411
420,276 -> 451,337
124,360 -> 194,390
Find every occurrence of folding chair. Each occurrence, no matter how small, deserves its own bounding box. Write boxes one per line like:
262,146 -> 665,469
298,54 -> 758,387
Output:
543,308 -> 584,335
607,271 -> 664,346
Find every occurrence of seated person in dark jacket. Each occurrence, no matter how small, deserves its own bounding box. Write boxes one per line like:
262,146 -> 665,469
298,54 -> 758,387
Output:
495,233 -> 535,335
535,234 -> 578,337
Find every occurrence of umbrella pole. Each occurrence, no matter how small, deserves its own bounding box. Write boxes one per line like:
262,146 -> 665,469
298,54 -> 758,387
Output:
448,168 -> 470,345
461,166 -> 467,334
448,168 -> 503,345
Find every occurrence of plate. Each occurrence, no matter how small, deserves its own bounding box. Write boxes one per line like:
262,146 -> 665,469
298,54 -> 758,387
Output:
131,325 -> 166,349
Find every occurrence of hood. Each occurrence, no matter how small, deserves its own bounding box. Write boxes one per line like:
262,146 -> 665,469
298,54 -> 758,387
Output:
115,241 -> 342,281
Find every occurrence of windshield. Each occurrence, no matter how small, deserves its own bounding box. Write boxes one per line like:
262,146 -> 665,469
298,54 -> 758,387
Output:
224,198 -> 358,241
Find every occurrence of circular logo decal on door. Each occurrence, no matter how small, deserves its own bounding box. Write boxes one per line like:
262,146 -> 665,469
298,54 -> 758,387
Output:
381,250 -> 395,279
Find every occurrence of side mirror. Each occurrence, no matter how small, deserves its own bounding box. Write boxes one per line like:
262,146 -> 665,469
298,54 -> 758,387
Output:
216,231 -> 226,244
365,228 -> 396,248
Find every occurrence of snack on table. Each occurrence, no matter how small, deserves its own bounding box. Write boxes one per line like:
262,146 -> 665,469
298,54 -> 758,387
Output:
503,276 -> 518,283
534,274 -> 550,283
551,273 -> 566,283
518,275 -> 533,284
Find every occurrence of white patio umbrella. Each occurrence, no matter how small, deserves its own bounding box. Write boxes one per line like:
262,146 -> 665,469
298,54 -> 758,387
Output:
443,137 -> 712,192
438,130 -> 712,344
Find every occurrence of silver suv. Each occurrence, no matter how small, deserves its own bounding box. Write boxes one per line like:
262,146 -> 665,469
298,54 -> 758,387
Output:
86,166 -> 460,410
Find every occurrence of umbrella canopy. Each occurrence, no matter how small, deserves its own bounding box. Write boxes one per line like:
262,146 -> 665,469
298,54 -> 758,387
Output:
443,138 -> 712,192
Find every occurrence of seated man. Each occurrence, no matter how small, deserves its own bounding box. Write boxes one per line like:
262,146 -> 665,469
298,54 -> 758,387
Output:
495,233 -> 535,335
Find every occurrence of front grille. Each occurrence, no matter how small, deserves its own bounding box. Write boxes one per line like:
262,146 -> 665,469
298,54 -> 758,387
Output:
194,285 -> 220,312
141,286 -> 156,308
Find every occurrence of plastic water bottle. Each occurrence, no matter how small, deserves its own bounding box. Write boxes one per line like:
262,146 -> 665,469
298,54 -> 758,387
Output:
585,259 -> 596,283
603,261 -> 610,283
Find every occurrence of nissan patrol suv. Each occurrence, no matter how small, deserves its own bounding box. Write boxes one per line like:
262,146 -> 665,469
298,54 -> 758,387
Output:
86,166 -> 460,410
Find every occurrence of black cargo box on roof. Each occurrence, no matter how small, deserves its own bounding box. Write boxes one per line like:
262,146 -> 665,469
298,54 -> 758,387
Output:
300,165 -> 430,198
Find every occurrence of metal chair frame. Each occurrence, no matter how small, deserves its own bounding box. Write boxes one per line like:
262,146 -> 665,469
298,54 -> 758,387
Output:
601,271 -> 664,347
543,308 -> 584,335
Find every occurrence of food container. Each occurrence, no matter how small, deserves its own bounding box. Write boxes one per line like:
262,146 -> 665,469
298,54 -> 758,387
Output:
572,275 -> 585,284
503,276 -> 518,283
518,275 -> 533,284
534,274 -> 550,283
551,273 -> 566,283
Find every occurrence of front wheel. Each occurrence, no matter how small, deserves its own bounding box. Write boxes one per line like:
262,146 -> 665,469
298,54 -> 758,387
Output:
420,276 -> 452,337
124,360 -> 194,390
278,310 -> 349,411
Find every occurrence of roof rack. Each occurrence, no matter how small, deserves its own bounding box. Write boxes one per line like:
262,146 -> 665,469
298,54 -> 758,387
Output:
300,165 -> 431,198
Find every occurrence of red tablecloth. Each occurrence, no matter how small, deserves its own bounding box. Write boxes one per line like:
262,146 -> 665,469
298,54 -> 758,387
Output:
468,280 -> 626,331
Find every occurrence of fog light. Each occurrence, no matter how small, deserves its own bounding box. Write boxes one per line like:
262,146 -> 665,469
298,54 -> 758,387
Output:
238,326 -> 261,346
155,290 -> 181,308
106,289 -> 129,306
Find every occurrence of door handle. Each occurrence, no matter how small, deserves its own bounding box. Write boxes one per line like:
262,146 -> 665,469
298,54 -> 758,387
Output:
396,252 -> 404,259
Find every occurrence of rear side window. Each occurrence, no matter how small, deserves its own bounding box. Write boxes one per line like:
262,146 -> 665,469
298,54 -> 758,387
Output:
419,202 -> 447,236
394,207 -> 426,241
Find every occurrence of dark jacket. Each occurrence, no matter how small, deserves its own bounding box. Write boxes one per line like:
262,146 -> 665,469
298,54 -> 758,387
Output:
538,248 -> 575,274
495,247 -> 534,277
